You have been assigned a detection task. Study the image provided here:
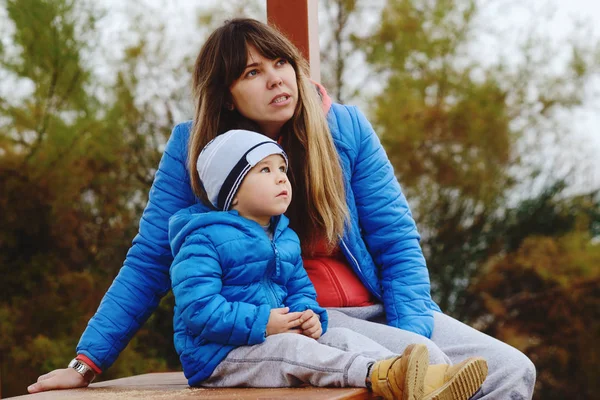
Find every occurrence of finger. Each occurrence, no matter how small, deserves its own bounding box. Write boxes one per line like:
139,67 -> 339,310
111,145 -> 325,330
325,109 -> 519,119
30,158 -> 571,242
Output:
302,325 -> 318,336
286,317 -> 303,329
304,320 -> 321,334
301,309 -> 315,319
310,328 -> 322,339
301,315 -> 318,330
37,370 -> 58,382
273,307 -> 290,315
300,321 -> 314,331
282,311 -> 303,322
27,383 -> 41,393
28,378 -> 54,393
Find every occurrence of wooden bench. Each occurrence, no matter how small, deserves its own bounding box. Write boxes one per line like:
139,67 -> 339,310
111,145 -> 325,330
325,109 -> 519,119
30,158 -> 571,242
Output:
9,372 -> 374,399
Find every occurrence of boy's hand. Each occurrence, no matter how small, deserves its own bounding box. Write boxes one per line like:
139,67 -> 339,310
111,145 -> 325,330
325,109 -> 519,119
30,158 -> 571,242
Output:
298,309 -> 322,339
266,307 -> 303,336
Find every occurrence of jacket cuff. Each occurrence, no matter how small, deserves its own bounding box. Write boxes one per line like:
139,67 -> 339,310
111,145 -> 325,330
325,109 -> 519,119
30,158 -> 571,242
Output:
76,354 -> 102,374
249,305 -> 271,344
391,314 -> 434,338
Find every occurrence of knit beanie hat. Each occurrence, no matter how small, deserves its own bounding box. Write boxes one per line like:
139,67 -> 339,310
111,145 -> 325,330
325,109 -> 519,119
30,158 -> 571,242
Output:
197,129 -> 288,211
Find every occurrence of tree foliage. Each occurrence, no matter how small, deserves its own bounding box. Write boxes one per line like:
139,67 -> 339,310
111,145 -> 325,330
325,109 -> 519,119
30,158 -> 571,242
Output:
0,0 -> 183,396
358,0 -> 600,318
466,189 -> 600,399
348,1 -> 600,397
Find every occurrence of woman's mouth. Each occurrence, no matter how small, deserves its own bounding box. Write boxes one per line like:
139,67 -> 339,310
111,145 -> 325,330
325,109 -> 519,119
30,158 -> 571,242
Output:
270,94 -> 291,105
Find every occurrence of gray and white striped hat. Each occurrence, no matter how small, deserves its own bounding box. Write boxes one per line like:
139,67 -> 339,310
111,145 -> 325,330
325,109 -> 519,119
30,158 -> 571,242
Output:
197,129 -> 288,210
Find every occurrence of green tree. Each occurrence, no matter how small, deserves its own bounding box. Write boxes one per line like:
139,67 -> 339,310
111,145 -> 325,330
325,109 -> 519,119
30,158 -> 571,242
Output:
359,0 -> 600,317
466,189 -> 600,399
0,0 -> 185,395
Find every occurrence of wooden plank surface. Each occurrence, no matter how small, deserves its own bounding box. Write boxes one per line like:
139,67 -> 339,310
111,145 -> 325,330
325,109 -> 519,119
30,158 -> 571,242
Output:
10,372 -> 373,399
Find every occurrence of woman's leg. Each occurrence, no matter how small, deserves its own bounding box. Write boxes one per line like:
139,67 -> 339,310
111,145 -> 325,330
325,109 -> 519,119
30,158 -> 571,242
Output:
202,328 -> 394,388
327,306 -> 451,364
430,312 -> 536,400
328,306 -> 535,398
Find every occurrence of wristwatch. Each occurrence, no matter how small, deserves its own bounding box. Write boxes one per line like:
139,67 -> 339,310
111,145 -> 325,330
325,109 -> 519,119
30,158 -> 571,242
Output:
68,358 -> 96,383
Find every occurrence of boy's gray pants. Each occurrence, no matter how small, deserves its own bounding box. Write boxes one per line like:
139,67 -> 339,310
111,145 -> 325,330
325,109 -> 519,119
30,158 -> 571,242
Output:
205,307 -> 536,399
202,327 -> 393,388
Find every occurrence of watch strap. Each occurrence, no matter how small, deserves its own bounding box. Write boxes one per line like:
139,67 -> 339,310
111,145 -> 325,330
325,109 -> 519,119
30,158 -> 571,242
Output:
68,358 -> 96,383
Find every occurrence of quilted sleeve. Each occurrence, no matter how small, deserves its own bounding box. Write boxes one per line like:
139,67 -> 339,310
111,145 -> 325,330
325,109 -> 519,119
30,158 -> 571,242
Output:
349,107 -> 434,338
76,122 -> 196,369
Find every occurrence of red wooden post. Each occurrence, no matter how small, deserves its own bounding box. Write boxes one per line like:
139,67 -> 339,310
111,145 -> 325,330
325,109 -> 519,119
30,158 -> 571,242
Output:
266,0 -> 321,82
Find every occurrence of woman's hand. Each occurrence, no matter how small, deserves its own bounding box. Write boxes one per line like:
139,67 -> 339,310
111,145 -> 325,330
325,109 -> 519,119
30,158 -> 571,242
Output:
27,368 -> 89,393
266,307 -> 303,336
299,309 -> 322,339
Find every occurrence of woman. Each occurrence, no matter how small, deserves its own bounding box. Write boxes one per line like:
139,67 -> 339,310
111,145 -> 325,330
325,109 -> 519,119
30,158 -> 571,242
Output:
28,18 -> 535,399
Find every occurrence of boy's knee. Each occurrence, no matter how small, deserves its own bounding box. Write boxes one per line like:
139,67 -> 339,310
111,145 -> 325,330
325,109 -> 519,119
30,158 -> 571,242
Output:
267,332 -> 311,346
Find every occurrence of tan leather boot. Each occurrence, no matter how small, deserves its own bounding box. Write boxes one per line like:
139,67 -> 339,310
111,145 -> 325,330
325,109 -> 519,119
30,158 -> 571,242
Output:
422,358 -> 488,400
370,343 -> 429,400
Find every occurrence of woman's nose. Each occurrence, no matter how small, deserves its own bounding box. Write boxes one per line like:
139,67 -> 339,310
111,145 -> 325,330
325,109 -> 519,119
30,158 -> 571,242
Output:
267,70 -> 283,88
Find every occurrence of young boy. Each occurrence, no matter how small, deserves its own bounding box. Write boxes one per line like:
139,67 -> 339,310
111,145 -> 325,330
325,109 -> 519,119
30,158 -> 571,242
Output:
168,129 -> 487,399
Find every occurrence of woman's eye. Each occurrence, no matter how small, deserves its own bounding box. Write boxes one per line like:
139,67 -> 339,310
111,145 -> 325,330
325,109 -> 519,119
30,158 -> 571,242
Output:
246,69 -> 258,78
276,58 -> 287,66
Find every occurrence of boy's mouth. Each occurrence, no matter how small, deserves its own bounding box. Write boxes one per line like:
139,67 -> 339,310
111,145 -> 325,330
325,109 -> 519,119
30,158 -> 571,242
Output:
277,190 -> 288,197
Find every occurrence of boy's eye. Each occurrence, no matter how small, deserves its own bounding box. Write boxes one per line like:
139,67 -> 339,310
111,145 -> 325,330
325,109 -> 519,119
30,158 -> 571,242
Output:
260,167 -> 270,173
279,166 -> 286,172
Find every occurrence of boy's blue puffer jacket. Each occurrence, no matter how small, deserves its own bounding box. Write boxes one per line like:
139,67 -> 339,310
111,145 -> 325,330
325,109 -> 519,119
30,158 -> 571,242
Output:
76,103 -> 439,372
168,209 -> 327,385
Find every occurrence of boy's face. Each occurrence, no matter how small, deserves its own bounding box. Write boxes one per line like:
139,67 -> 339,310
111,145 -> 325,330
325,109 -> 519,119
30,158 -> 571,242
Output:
232,154 -> 292,226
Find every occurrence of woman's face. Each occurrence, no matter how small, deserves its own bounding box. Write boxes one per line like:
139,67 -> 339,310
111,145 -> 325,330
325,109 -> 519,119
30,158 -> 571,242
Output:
229,46 -> 298,139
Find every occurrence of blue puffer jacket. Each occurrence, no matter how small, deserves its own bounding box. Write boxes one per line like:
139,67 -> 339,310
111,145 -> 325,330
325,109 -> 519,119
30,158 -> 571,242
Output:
168,209 -> 327,385
76,103 -> 440,372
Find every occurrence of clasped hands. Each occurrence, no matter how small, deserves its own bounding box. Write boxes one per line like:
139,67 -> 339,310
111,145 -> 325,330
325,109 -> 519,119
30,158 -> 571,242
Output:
266,307 -> 322,339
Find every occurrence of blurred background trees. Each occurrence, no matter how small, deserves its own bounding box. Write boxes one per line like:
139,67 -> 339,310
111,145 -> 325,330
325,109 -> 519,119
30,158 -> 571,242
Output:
1,0 -> 598,398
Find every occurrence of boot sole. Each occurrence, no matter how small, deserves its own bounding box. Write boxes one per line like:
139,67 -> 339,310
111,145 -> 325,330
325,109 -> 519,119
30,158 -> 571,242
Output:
397,344 -> 429,400
423,358 -> 488,400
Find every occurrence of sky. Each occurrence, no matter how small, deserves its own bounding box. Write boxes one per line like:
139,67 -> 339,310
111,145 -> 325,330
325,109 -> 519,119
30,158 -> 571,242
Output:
474,0 -> 600,193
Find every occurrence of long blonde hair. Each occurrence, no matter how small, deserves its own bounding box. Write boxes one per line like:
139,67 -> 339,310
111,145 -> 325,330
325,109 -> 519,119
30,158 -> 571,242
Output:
188,18 -> 348,253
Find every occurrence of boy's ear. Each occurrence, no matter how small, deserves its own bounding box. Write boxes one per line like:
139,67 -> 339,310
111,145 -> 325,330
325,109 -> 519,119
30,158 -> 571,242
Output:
231,197 -> 239,207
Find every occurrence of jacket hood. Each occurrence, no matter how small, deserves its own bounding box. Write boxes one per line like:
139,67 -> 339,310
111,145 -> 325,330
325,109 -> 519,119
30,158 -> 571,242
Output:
169,204 -> 289,256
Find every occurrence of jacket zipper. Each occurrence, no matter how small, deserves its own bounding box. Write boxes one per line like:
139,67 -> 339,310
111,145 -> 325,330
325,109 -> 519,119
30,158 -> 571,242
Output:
262,240 -> 281,308
339,237 -> 382,301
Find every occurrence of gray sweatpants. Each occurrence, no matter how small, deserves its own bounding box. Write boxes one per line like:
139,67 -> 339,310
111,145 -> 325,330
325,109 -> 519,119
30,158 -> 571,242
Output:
326,306 -> 536,400
202,327 -> 395,388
